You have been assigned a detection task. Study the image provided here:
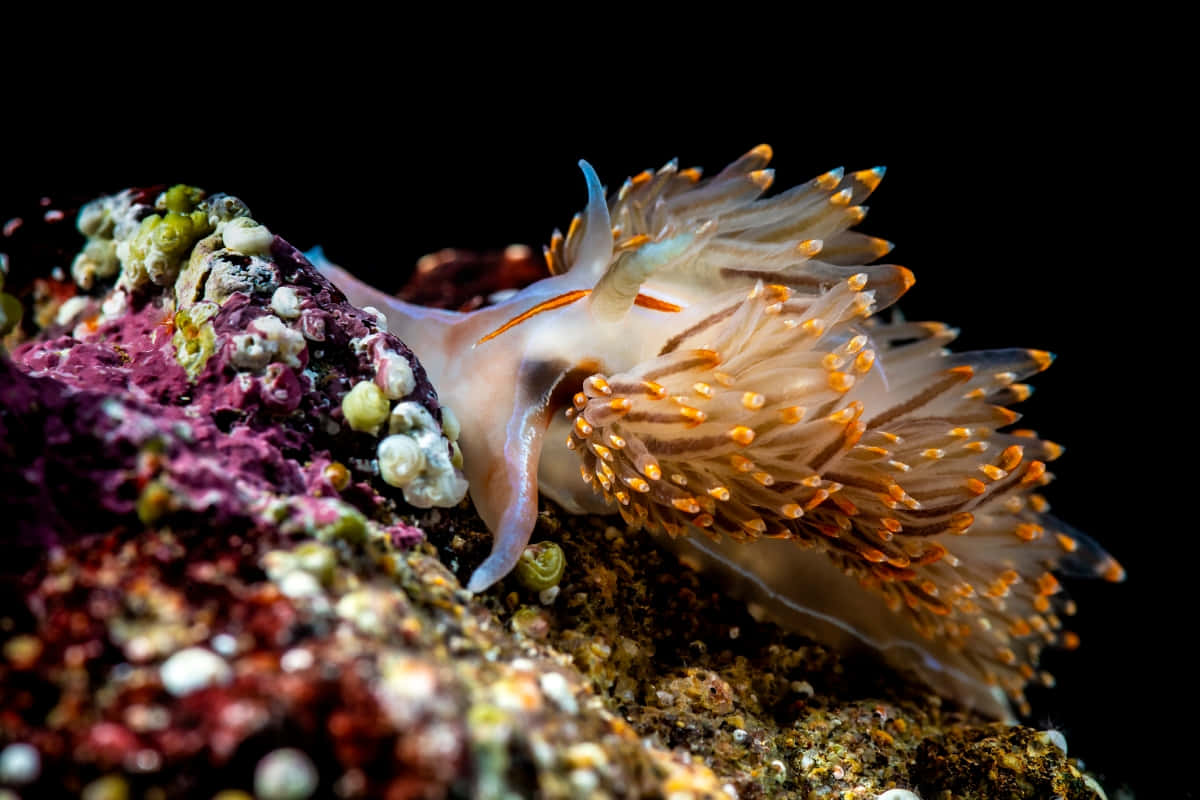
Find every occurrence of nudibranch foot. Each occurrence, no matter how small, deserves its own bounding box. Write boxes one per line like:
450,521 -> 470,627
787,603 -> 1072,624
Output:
321,145 -> 1123,718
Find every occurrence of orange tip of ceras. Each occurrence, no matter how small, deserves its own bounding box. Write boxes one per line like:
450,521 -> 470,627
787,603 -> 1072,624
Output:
1101,557 -> 1127,583
630,169 -> 653,188
828,372 -> 855,392
829,187 -> 852,206
749,143 -> 774,162
728,426 -> 756,446
854,166 -> 887,191
999,444 -> 1024,470
796,239 -> 823,258
870,238 -> 895,258
816,168 -> 844,190
1028,349 -> 1056,371
750,169 -> 775,190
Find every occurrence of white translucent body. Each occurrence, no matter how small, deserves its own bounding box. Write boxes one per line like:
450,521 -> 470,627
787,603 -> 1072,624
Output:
316,149 -> 1120,719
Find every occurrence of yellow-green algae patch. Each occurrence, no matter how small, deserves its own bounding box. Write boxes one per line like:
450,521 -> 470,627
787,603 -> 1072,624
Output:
172,301 -> 218,380
0,267 -> 22,338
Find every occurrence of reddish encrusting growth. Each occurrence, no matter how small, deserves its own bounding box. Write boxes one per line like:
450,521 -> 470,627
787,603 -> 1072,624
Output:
2,233 -> 432,570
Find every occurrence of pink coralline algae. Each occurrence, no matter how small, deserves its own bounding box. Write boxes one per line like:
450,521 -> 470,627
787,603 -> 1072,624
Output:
1,186 -> 461,570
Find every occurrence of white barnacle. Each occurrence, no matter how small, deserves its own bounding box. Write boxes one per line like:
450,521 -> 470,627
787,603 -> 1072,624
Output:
362,305 -> 388,331
388,400 -> 432,436
376,348 -> 416,399
223,216 -> 273,255
271,286 -> 301,320
142,249 -> 173,286
378,434 -> 425,487
249,314 -> 306,367
382,401 -> 468,508
100,289 -> 128,321
204,193 -> 250,226
56,295 -> 91,327
230,331 -> 278,371
71,237 -> 119,289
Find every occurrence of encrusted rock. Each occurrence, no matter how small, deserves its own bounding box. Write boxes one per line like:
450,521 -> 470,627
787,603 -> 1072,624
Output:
1,185 -> 459,572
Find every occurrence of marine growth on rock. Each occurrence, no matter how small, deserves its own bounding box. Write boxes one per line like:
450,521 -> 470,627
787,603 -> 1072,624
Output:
2,184 -> 466,570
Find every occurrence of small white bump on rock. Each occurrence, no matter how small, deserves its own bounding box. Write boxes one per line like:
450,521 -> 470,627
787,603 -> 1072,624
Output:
271,286 -> 301,319
1039,728 -> 1068,755
159,647 -> 232,697
254,748 -> 318,800
0,742 -> 40,785
281,648 -> 315,673
278,570 -> 325,600
539,671 -> 578,715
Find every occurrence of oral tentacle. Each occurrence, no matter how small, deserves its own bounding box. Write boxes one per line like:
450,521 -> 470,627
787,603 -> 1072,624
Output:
570,160 -> 614,282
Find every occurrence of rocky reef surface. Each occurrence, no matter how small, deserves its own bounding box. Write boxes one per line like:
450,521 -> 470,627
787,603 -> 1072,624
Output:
0,189 -> 1111,798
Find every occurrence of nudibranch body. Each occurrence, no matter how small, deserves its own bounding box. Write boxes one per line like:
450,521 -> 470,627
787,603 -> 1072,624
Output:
319,145 -> 1123,718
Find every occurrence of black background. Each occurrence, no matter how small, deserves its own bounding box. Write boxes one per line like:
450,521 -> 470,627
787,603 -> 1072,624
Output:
2,36 -> 1178,797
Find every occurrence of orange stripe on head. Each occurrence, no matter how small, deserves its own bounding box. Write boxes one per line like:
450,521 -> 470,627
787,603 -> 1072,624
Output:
476,290 -> 591,345
633,293 -> 683,312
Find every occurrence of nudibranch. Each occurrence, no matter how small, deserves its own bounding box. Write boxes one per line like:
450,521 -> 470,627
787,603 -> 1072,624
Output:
319,145 -> 1124,718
